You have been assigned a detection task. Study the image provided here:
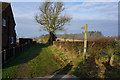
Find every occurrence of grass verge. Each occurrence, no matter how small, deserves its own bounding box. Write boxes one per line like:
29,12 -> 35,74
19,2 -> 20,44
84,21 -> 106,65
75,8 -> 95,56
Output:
2,43 -> 62,79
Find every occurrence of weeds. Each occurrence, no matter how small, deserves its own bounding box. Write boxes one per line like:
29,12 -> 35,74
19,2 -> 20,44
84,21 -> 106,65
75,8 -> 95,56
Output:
53,39 -> 120,78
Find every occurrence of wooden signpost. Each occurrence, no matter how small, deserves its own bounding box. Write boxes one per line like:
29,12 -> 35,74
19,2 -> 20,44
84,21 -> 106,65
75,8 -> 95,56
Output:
81,24 -> 88,62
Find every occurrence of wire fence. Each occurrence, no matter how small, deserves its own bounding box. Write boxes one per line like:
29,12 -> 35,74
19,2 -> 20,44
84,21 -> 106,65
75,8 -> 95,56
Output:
1,42 -> 36,64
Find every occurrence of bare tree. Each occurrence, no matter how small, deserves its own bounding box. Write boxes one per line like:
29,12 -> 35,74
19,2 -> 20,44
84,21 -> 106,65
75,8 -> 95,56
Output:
35,1 -> 71,43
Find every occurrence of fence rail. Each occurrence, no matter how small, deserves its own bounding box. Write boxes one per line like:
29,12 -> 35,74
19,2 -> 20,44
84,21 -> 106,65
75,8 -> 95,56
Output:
1,42 -> 36,64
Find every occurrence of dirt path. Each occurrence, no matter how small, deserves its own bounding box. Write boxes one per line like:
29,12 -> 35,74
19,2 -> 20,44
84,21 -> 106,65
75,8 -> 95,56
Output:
13,75 -> 80,80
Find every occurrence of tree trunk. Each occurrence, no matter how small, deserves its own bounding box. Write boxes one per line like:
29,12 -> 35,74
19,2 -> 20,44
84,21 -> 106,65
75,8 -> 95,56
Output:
49,32 -> 57,44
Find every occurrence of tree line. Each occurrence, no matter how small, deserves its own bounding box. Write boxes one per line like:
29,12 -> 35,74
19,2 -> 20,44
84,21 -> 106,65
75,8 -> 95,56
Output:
56,31 -> 104,39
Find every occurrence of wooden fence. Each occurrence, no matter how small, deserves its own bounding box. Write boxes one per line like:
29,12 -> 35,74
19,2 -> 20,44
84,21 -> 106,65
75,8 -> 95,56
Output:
1,42 -> 36,64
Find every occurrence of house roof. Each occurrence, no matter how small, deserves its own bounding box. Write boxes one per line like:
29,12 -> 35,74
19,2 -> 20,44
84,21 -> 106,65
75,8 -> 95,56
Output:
0,2 -> 16,26
0,2 -> 10,12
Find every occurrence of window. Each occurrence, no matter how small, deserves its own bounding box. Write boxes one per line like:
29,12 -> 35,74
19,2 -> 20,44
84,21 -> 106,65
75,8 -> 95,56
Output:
11,37 -> 14,44
2,18 -> 6,27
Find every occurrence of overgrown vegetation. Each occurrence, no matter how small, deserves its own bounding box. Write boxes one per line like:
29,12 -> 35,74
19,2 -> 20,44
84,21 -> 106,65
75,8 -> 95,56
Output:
53,39 -> 120,78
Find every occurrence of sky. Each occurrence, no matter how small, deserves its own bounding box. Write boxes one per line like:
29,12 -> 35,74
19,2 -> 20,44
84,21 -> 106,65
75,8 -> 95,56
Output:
10,2 -> 118,38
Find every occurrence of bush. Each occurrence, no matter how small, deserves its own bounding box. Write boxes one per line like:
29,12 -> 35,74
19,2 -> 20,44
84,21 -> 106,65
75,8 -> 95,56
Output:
53,40 -> 120,65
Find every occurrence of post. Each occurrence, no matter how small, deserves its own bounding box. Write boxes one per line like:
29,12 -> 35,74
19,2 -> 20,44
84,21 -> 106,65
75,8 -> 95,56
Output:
13,47 -> 15,57
19,45 -> 21,53
3,49 -> 6,64
0,7 -> 2,57
0,3 -> 2,80
83,24 -> 88,62
22,44 -> 23,52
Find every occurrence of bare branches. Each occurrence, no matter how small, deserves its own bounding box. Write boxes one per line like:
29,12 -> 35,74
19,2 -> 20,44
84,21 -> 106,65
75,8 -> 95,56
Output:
35,1 -> 72,33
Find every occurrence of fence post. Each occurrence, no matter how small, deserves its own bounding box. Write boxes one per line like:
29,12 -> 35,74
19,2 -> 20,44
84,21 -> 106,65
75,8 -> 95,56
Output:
13,47 -> 15,57
19,45 -> 21,53
3,49 -> 6,64
22,44 -> 23,52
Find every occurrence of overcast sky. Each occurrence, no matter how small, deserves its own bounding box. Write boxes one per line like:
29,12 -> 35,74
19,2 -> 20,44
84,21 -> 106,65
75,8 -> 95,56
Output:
11,2 -> 118,38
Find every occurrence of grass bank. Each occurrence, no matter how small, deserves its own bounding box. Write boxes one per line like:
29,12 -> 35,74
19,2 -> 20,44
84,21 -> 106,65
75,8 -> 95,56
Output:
2,43 -> 62,79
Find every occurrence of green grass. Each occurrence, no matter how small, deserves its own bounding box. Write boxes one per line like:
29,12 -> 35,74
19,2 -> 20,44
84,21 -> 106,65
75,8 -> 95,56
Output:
2,43 -> 61,79
3,42 -> 120,79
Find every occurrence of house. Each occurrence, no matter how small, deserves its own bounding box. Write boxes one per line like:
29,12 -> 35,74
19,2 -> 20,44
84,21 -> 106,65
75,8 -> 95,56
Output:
1,2 -> 16,50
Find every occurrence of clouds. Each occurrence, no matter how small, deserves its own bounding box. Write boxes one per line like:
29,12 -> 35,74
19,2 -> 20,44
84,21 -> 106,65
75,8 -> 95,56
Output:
2,0 -> 119,2
64,2 -> 118,20
15,16 -> 40,38
12,2 -> 41,19
58,19 -> 118,36
11,2 -> 44,37
11,2 -> 118,37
